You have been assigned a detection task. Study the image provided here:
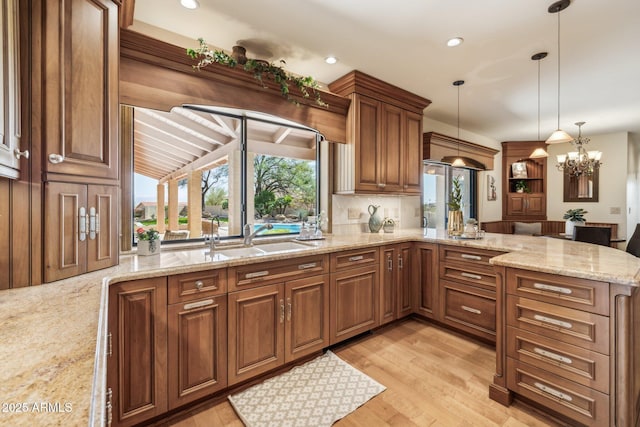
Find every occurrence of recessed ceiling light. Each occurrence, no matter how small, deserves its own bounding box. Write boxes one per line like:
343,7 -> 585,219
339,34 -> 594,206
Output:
325,56 -> 338,65
447,37 -> 464,47
180,0 -> 199,9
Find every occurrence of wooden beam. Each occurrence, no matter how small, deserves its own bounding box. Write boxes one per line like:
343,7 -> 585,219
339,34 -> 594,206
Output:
159,140 -> 240,184
272,127 -> 292,144
135,109 -> 222,150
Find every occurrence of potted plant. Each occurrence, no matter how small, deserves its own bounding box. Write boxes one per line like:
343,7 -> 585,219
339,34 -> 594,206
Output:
563,208 -> 588,236
136,227 -> 160,256
447,176 -> 464,236
382,218 -> 395,233
514,180 -> 527,193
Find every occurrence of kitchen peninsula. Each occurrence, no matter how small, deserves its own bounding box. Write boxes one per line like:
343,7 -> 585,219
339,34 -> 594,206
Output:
1,230 -> 639,427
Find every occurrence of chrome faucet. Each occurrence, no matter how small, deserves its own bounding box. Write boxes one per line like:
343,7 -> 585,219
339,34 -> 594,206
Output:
205,217 -> 220,254
243,223 -> 273,246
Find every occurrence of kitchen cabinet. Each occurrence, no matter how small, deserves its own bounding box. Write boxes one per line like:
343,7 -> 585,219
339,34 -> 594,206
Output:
493,268 -> 616,426
107,277 -> 168,427
329,70 -> 430,195
0,0 -> 22,179
501,141 -> 547,220
413,243 -> 438,319
438,245 -> 502,343
43,181 -> 118,282
380,243 -> 413,325
329,247 -> 379,344
41,0 -> 119,182
167,269 -> 228,410
227,257 -> 330,386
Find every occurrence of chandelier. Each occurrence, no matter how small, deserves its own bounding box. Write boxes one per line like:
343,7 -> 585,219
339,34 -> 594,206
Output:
555,121 -> 602,176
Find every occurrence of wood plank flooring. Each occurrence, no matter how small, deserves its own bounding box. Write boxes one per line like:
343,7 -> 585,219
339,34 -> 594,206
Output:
169,319 -> 567,427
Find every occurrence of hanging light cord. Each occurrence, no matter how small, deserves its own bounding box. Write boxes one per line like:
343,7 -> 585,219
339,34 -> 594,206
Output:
556,8 -> 561,130
457,84 -> 460,154
537,59 -> 541,140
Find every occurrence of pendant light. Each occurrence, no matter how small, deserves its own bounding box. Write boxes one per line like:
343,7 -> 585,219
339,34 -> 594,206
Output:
545,0 -> 573,144
530,52 -> 549,158
451,80 -> 466,167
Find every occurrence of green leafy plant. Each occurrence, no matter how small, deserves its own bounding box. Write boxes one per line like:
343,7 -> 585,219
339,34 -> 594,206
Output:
563,208 -> 588,222
514,180 -> 527,192
187,38 -> 327,107
466,218 -> 478,225
136,227 -> 159,241
448,176 -> 463,211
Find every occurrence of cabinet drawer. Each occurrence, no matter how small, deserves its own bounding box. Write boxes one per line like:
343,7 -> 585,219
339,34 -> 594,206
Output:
439,262 -> 497,290
506,268 -> 609,316
507,295 -> 609,355
507,358 -> 609,427
330,248 -> 379,272
228,255 -> 329,291
441,280 -> 496,341
168,269 -> 227,304
439,245 -> 503,267
507,326 -> 609,394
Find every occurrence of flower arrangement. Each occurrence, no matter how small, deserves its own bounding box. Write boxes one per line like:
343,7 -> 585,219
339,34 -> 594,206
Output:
514,180 -> 527,192
187,38 -> 327,107
563,208 -> 588,222
136,227 -> 159,241
448,176 -> 463,211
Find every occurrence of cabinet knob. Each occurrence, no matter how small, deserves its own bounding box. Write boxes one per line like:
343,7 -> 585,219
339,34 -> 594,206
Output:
13,149 -> 29,159
377,183 -> 386,188
48,153 -> 65,164
195,280 -> 204,290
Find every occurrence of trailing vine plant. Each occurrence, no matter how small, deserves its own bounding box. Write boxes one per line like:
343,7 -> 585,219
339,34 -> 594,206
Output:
187,38 -> 327,107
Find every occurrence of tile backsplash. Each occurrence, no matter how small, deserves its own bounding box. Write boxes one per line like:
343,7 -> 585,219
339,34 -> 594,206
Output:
331,194 -> 421,233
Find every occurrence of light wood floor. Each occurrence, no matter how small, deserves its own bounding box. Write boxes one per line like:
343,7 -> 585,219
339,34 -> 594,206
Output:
169,319 -> 567,426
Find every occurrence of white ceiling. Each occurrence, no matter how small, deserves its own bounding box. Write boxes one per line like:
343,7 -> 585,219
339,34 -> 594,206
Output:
131,0 -> 640,143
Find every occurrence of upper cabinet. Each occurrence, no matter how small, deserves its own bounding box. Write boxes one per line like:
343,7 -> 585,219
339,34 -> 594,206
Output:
329,71 -> 430,195
0,0 -> 22,179
42,0 -> 119,182
501,141 -> 547,220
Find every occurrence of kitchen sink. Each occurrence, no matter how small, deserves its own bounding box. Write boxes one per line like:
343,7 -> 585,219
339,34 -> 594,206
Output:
212,240 -> 315,259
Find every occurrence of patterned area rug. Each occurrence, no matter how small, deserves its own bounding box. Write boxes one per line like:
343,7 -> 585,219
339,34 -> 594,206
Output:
228,350 -> 386,427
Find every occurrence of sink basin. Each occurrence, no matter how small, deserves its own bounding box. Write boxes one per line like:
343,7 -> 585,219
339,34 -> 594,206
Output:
254,241 -> 314,253
212,240 -> 314,259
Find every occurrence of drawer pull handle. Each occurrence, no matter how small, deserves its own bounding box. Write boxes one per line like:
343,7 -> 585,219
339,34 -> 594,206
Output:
195,280 -> 204,290
461,305 -> 481,315
533,347 -> 573,364
461,272 -> 482,280
461,254 -> 482,260
280,299 -> 285,323
533,314 -> 572,329
246,271 -> 269,279
348,255 -> 364,261
533,282 -> 572,295
533,382 -> 573,402
398,255 -> 403,269
298,263 -> 317,270
184,299 -> 214,310
387,256 -> 393,271
286,298 -> 292,322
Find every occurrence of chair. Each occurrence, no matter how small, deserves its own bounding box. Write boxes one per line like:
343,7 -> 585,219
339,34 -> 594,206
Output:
572,226 -> 611,247
625,224 -> 640,257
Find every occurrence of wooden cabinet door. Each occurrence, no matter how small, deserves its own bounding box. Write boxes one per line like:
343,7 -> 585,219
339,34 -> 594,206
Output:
43,0 -> 119,180
380,104 -> 403,192
379,246 -> 397,325
506,193 -> 526,216
285,274 -> 330,362
403,111 -> 423,193
397,244 -> 413,318
0,0 -> 21,179
44,182 -> 87,282
107,277 -> 168,427
354,95 -> 382,192
167,296 -> 227,410
330,265 -> 378,345
86,185 -> 118,272
228,284 -> 285,385
525,194 -> 546,216
414,243 -> 438,319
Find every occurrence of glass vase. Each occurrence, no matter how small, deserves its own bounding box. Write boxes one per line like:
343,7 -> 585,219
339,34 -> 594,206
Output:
448,210 -> 464,237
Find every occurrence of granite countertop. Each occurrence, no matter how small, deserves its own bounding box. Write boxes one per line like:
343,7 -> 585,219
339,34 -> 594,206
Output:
1,230 -> 639,426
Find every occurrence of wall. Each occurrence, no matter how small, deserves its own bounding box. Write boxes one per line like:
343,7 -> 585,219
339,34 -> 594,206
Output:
627,132 -> 640,238
546,131 -> 629,238
331,194 -> 421,233
423,117 -> 503,224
